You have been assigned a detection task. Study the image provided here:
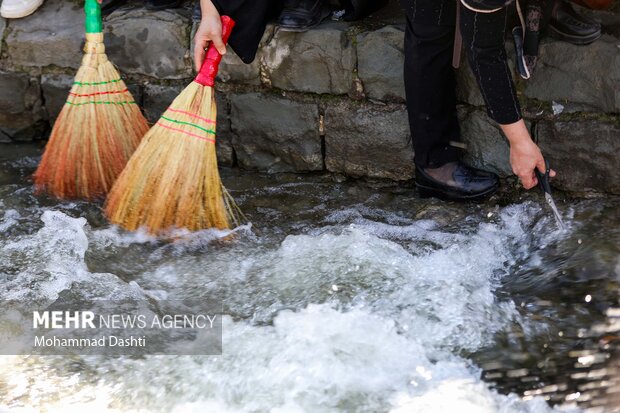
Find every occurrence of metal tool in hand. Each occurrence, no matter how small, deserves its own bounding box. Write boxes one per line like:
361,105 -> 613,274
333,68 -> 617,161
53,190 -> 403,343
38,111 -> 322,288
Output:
535,158 -> 565,230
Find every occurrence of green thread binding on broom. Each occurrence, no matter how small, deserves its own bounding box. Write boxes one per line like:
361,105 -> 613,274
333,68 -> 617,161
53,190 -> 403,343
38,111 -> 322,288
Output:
74,78 -> 122,86
65,100 -> 137,106
160,116 -> 216,135
85,0 -> 103,34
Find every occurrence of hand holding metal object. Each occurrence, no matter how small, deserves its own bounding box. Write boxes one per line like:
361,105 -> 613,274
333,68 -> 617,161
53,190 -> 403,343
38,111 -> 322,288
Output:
535,158 -> 565,230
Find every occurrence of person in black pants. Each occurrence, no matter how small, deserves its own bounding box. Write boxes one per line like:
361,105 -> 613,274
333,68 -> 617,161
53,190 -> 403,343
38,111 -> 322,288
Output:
192,0 -> 385,67
403,0 -> 555,201
195,0 -> 554,201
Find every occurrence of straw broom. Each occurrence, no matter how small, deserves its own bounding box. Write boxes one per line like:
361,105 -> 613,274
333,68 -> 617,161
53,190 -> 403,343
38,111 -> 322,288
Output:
34,0 -> 148,199
104,16 -> 242,235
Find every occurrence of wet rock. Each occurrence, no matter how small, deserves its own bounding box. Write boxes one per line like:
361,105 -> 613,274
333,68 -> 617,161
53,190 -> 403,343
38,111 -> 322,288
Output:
0,17 -> 6,55
126,83 -> 144,107
260,22 -> 355,95
537,119 -> 620,195
215,93 -> 234,167
357,25 -> 405,102
41,74 -> 73,122
325,102 -> 414,180
143,84 -> 185,123
0,72 -> 46,141
230,93 -> 322,172
5,0 -> 84,69
525,36 -> 620,113
459,108 -> 512,177
105,9 -> 192,79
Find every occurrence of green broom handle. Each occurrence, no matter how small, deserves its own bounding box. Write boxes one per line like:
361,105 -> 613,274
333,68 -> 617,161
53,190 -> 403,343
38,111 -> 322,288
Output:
85,0 -> 103,34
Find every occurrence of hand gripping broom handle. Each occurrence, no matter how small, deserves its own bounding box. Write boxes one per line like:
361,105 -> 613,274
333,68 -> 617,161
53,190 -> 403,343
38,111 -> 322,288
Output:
195,16 -> 236,87
84,0 -> 103,34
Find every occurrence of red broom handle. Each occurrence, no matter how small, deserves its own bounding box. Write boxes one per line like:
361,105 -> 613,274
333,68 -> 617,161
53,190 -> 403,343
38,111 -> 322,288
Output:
195,16 -> 236,87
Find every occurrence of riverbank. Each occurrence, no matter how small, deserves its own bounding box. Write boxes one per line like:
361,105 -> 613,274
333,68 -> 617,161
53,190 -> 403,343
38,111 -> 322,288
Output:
0,0 -> 618,195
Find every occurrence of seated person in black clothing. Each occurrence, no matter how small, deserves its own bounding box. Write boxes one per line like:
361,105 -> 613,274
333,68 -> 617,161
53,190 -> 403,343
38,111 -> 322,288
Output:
278,0 -> 388,31
194,0 -> 557,201
98,0 -> 183,13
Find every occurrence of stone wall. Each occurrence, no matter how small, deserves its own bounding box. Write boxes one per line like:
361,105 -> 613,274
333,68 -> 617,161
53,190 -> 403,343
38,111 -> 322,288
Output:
0,0 -> 619,194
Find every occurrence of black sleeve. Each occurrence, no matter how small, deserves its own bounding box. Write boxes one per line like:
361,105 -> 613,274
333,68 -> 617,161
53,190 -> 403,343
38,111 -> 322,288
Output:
210,0 -> 283,64
459,3 -> 523,125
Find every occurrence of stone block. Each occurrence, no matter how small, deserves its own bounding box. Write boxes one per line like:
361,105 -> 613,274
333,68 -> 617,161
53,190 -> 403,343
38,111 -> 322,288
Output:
325,102 -> 414,180
143,84 -> 186,124
260,22 -> 355,95
41,74 -> 73,122
6,0 -> 84,69
0,71 -> 46,141
357,25 -> 405,102
126,83 -> 144,107
459,108 -> 512,177
215,92 -> 234,167
230,93 -> 322,172
0,17 -> 6,55
537,119 -> 620,195
105,9 -> 192,79
217,26 -> 274,86
525,36 -> 620,113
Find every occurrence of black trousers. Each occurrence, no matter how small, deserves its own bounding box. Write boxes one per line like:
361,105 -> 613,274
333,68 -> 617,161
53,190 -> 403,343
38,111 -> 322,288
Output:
403,0 -> 522,168
404,22 -> 461,168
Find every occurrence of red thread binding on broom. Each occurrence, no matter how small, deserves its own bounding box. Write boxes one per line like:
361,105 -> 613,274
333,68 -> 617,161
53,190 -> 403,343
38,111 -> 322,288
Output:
195,16 -> 236,87
156,121 -> 216,143
69,89 -> 129,97
167,108 -> 216,124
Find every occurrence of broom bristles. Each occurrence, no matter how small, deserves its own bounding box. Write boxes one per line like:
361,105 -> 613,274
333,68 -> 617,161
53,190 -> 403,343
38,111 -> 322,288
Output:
34,32 -> 149,199
104,82 -> 241,235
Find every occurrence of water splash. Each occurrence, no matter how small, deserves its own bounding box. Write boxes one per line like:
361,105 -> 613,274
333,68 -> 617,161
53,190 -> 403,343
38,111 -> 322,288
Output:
0,202 -> 578,412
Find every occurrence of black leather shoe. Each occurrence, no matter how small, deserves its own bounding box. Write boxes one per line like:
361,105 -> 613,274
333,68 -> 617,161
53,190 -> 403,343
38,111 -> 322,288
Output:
278,0 -> 331,32
145,0 -> 182,11
415,163 -> 499,202
549,0 -> 601,45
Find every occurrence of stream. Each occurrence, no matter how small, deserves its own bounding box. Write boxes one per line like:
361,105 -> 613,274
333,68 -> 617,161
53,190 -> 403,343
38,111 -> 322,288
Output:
0,144 -> 619,412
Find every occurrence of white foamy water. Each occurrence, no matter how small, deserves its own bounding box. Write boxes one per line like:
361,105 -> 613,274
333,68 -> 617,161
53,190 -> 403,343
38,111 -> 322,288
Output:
0,203 -> 579,412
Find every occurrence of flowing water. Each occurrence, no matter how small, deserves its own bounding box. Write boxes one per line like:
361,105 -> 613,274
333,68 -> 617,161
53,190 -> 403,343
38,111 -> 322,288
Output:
0,144 -> 619,413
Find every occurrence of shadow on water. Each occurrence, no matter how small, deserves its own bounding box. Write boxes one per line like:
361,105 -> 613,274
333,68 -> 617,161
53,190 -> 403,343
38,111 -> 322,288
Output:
1,143 -> 619,412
